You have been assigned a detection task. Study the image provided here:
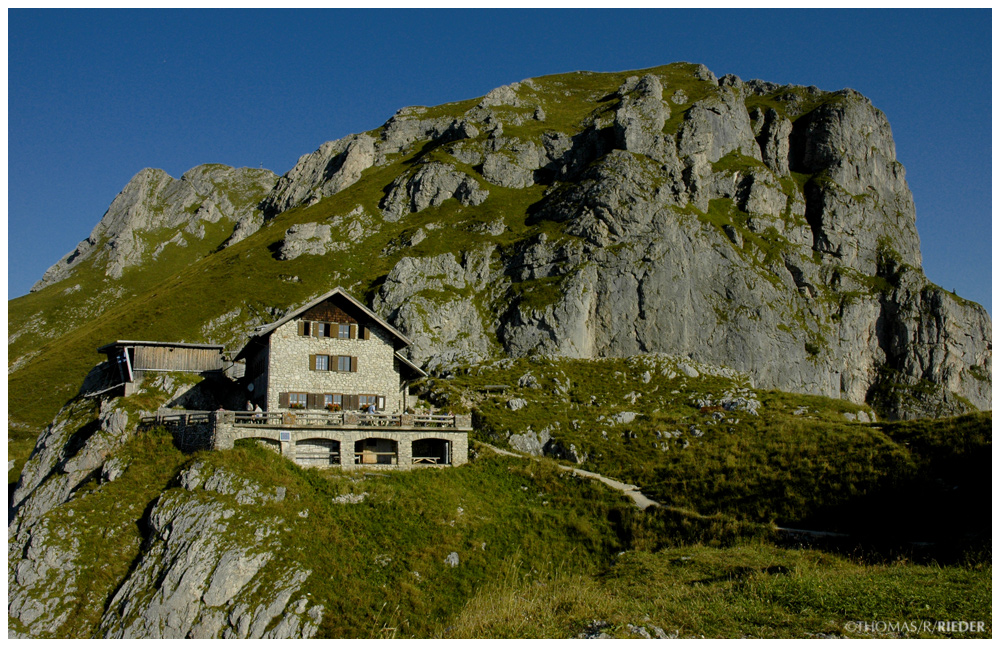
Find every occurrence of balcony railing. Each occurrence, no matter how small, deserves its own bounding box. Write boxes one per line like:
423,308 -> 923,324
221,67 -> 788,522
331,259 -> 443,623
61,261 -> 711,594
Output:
142,409 -> 472,429
141,409 -> 471,430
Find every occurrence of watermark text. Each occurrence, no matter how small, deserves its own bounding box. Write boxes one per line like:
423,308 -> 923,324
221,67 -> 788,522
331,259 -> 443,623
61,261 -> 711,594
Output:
844,620 -> 987,635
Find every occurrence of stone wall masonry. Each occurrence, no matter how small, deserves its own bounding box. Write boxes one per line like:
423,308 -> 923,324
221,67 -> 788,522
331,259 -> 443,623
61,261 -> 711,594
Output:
266,318 -> 404,412
212,415 -> 468,469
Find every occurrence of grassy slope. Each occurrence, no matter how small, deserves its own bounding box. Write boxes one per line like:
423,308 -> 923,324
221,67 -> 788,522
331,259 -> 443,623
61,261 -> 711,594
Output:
12,389 -> 991,638
421,356 -> 992,543
445,544 -> 991,638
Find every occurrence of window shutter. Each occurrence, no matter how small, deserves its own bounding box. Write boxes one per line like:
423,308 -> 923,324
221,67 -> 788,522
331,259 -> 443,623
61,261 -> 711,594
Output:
349,395 -> 360,410
362,326 -> 370,340
279,392 -> 290,408
307,393 -> 319,409
351,357 -> 358,373
298,321 -> 306,336
309,354 -> 317,371
349,324 -> 358,339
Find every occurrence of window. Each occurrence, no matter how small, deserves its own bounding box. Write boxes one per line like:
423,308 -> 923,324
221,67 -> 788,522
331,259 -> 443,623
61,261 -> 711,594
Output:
289,392 -> 308,408
338,324 -> 350,339
300,321 -> 333,337
310,354 -> 331,371
323,393 -> 342,411
359,394 -> 381,410
337,356 -> 355,372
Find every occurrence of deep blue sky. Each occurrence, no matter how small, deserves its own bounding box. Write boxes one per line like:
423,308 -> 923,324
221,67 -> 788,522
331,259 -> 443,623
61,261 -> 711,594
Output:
8,9 -> 992,313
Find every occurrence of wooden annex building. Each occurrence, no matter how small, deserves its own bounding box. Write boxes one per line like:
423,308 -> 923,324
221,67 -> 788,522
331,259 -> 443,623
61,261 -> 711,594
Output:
96,340 -> 225,396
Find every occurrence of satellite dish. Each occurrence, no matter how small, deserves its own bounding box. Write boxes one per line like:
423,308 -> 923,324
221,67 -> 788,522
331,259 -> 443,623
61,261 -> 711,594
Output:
247,383 -> 254,392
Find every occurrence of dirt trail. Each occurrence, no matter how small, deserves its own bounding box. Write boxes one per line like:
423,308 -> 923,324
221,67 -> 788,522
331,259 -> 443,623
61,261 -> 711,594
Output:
480,442 -> 661,510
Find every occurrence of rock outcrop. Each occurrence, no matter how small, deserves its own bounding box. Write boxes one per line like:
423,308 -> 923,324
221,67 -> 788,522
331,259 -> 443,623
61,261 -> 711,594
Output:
261,134 -> 376,217
99,465 -> 322,639
8,403 -> 324,639
380,162 -> 489,222
32,165 -> 277,290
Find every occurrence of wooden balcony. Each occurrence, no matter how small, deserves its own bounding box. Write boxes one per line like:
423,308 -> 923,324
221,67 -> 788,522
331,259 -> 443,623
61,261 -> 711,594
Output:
141,409 -> 472,431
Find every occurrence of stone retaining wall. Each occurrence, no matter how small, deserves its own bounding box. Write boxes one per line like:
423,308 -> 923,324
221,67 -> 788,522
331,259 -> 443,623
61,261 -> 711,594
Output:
213,413 -> 468,469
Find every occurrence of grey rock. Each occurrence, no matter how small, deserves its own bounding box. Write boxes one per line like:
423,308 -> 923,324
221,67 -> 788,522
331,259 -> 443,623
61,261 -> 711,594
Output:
180,461 -> 205,490
471,217 -> 507,236
202,549 -> 271,607
380,162 -> 488,222
478,83 -> 524,108
96,490 -> 322,639
483,151 -> 536,188
507,398 -> 528,411
444,552 -> 460,567
377,110 -> 473,157
332,492 -> 369,504
222,210 -> 264,247
262,134 -> 375,216
614,74 -> 672,162
508,426 -> 551,456
679,364 -> 700,378
279,222 -> 334,260
517,373 -> 540,389
677,87 -> 760,167
374,245 -> 496,370
611,412 -> 639,425
101,456 -> 128,482
627,623 -> 652,638
34,165 -> 277,289
750,107 -> 793,176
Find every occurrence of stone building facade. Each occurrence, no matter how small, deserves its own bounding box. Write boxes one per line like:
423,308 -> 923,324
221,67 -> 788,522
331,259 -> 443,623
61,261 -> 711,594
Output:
237,287 -> 426,414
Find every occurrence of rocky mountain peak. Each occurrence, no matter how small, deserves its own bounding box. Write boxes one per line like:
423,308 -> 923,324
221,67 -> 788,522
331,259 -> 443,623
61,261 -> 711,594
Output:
31,164 -> 277,290
14,62 -> 991,421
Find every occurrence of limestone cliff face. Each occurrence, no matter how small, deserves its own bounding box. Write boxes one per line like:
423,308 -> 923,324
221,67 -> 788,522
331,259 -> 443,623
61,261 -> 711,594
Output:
357,71 -> 988,419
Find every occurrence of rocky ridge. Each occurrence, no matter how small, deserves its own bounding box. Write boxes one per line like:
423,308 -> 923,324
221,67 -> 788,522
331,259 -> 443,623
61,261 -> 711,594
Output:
31,164 -> 277,290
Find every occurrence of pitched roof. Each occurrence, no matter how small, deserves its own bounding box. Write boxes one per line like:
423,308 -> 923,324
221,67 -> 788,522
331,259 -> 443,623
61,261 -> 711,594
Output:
97,340 -> 225,354
246,286 -> 413,347
394,352 -> 428,379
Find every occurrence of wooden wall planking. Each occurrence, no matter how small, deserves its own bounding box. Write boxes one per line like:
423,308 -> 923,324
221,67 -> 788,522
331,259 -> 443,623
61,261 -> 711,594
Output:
133,346 -> 223,372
